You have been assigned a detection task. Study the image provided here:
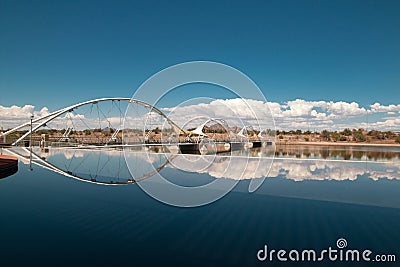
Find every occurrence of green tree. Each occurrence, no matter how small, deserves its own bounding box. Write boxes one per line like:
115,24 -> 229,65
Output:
353,131 -> 366,142
320,130 -> 330,141
385,131 -> 395,139
341,128 -> 352,136
331,132 -> 340,142
266,129 -> 276,136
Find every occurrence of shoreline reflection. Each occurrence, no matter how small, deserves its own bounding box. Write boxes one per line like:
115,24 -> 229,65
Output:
2,146 -> 399,209
2,146 -> 399,183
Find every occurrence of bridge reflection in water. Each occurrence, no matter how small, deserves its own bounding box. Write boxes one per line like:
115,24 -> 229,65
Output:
2,145 -> 400,208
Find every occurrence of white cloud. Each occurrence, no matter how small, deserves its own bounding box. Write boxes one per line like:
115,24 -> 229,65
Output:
282,99 -> 315,117
0,104 -> 35,119
373,117 -> 400,128
1,98 -> 400,131
162,98 -> 399,131
163,98 -> 275,129
325,101 -> 366,117
370,103 -> 400,113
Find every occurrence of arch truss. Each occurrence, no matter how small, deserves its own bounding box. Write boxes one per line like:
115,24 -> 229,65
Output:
0,97 -> 187,146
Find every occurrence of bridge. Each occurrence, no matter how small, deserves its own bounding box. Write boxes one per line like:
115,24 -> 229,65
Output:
0,97 -> 273,154
0,97 -> 188,145
0,97 -> 291,189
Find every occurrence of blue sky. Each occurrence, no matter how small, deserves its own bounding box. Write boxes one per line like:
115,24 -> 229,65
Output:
0,0 -> 399,130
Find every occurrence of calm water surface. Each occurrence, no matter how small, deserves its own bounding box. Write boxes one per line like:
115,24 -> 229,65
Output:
0,145 -> 399,266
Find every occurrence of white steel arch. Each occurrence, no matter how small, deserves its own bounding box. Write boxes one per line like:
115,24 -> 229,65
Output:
191,118 -> 231,137
0,97 -> 187,145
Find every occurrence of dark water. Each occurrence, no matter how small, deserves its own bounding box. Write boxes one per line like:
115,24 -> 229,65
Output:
0,146 -> 399,266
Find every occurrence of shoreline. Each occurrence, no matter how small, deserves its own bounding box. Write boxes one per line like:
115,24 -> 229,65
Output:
276,141 -> 400,148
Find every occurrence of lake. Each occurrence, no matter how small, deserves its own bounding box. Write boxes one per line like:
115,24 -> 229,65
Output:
0,145 -> 399,266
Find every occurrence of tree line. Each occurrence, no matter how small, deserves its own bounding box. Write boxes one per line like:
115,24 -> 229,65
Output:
277,128 -> 400,143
